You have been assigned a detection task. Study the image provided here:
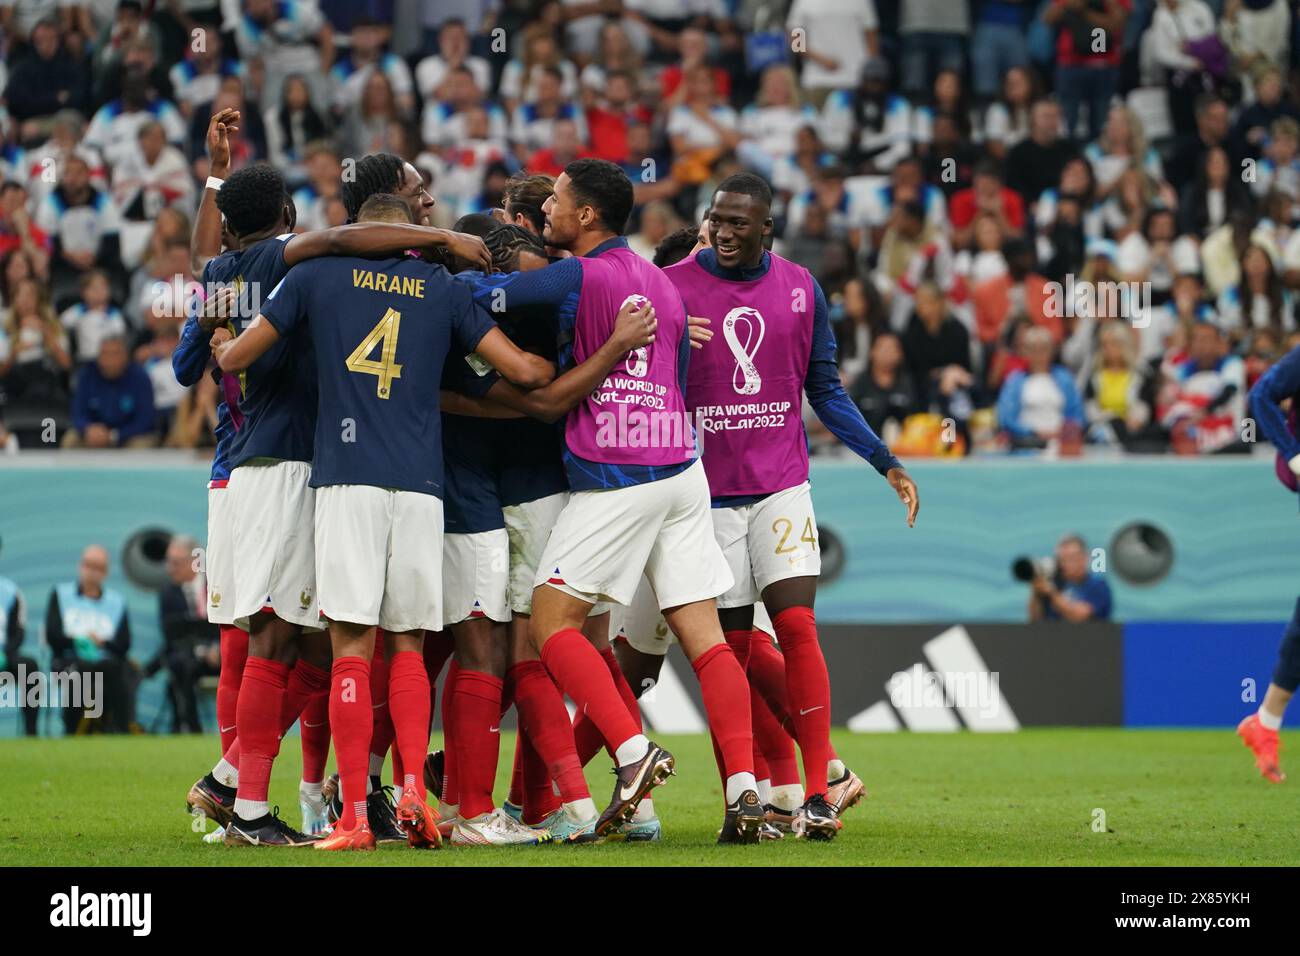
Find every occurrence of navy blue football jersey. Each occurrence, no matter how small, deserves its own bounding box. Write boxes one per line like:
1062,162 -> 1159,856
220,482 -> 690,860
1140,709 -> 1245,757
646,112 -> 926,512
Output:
207,234 -> 318,468
261,255 -> 495,496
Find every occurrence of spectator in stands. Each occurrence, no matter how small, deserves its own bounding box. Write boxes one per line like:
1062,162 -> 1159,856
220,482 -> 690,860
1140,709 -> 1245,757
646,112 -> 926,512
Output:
922,111 -> 980,201
526,117 -> 595,178
738,65 -> 818,165
1217,241 -> 1292,340
657,25 -> 730,104
1043,0 -> 1129,141
1117,206 -> 1184,304
511,65 -> 588,163
59,269 -> 125,368
5,17 -> 90,136
785,0 -> 879,105
898,0 -> 970,96
628,200 -> 683,262
0,568 -> 36,734
329,15 -> 415,118
580,20 -> 646,94
46,544 -> 136,733
1179,144 -> 1251,236
84,66 -> 186,167
972,237 -> 1057,355
1166,94 -> 1233,196
264,75 -> 331,177
850,330 -> 918,438
1087,104 -> 1165,199
500,21 -> 579,111
821,59 -> 912,175
1,274 -> 71,410
903,281 -> 975,421
1157,319 -> 1247,452
415,17 -> 492,102
1150,0 -> 1224,138
666,64 -> 739,183
914,68 -> 977,153
584,70 -> 651,164
1027,533 -> 1114,621
167,26 -> 241,120
23,111 -> 107,209
1085,321 -> 1152,446
336,70 -> 405,158
112,120 -> 195,270
63,335 -> 156,448
35,154 -> 121,309
949,159 -> 1026,250
0,184 -> 51,281
1232,64 -> 1298,160
997,325 -> 1085,448
984,64 -> 1041,159
423,65 -> 508,151
232,0 -> 335,113
1251,117 -> 1300,200
971,0 -> 1032,100
145,534 -> 218,734
1005,98 -> 1081,206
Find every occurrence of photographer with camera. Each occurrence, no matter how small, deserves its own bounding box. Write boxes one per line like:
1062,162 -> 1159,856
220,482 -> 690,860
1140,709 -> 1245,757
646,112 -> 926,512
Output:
1018,533 -> 1114,622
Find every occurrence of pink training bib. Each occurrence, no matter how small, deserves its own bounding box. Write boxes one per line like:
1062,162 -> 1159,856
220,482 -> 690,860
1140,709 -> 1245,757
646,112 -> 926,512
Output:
666,251 -> 814,496
565,246 -> 694,467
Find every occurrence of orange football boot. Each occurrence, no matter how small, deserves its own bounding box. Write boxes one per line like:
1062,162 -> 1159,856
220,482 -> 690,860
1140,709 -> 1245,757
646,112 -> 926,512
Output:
395,785 -> 443,849
315,821 -> 377,851
1238,714 -> 1286,783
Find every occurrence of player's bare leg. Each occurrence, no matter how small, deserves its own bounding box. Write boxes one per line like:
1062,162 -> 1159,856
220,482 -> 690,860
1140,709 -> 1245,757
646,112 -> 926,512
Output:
316,620 -> 378,850
532,583 -> 675,837
665,599 -> 763,844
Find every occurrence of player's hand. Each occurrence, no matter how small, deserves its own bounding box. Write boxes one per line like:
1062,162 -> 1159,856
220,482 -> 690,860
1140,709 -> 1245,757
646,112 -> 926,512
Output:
687,314 -> 712,349
210,326 -> 233,348
199,286 -> 238,333
206,107 -> 239,177
436,229 -> 493,272
887,466 -> 919,527
613,298 -> 656,351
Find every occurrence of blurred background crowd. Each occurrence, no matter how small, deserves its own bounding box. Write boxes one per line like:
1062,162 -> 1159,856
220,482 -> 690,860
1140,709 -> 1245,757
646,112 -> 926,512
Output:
0,0 -> 1296,458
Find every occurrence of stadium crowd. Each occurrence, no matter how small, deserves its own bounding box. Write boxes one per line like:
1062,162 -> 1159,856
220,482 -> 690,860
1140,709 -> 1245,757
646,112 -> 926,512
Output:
0,0 -> 1296,457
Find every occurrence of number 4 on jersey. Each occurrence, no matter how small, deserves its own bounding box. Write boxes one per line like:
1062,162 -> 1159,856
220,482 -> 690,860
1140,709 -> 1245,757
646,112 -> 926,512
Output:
346,307 -> 403,399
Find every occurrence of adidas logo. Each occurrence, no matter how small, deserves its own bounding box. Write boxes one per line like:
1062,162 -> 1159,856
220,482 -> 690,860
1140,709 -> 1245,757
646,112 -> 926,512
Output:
847,626 -> 1019,732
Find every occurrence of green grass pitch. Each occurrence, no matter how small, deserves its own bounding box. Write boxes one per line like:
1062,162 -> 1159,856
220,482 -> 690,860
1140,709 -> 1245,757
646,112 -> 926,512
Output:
0,729 -> 1295,866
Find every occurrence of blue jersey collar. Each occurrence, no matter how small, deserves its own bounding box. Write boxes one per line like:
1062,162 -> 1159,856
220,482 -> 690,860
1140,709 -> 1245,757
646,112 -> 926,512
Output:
583,236 -> 629,258
697,247 -> 771,281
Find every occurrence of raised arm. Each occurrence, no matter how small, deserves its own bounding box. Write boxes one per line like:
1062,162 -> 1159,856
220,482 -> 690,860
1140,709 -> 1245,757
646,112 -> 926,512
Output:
284,223 -> 492,271
192,108 -> 238,277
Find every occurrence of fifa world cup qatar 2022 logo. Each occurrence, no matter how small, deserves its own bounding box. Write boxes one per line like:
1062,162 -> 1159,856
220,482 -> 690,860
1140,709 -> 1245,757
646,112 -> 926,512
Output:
621,293 -> 651,377
723,306 -> 765,395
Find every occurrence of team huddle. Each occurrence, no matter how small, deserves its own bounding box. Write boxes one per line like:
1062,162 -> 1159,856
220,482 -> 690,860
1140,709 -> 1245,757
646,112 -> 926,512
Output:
179,108 -> 919,850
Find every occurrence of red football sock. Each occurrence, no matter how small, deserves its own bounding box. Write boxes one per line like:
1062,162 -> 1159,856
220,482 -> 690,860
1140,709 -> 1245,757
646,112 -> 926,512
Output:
368,634 -> 393,774
330,656 -> 372,830
440,660 -> 459,805
691,643 -> 753,780
520,729 -> 560,824
541,629 -> 641,756
571,711 -> 606,768
388,650 -> 431,800
511,659 -> 590,804
450,669 -> 504,819
501,673 -> 525,807
772,606 -> 831,796
601,645 -> 642,730
752,688 -> 798,786
234,657 -> 290,808
723,629 -> 752,669
216,625 -> 248,754
748,630 -> 796,735
282,659 -> 330,784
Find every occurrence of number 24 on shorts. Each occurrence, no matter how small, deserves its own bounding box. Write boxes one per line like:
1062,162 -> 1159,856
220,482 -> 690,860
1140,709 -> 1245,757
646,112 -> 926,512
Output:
346,307 -> 403,399
773,517 -> 817,554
